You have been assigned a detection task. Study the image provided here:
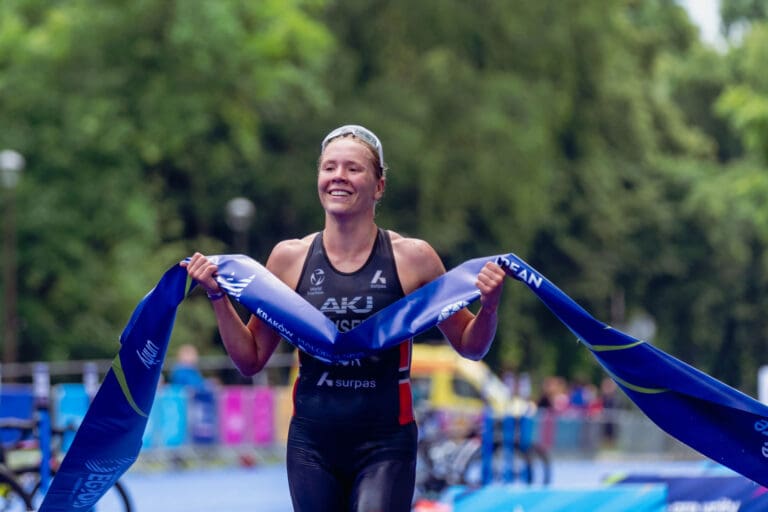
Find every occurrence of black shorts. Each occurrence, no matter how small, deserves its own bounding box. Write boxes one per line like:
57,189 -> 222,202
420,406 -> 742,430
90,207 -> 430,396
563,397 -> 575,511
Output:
286,417 -> 418,512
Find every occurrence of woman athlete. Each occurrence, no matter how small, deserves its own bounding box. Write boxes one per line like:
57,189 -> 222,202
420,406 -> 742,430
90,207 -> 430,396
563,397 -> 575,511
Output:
182,124 -> 506,511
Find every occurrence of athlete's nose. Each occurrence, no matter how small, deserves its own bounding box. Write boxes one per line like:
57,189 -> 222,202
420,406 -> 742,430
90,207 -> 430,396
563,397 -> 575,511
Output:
330,167 -> 350,182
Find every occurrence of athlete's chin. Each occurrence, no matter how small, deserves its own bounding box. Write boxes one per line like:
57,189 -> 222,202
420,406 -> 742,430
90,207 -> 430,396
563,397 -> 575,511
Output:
322,202 -> 359,216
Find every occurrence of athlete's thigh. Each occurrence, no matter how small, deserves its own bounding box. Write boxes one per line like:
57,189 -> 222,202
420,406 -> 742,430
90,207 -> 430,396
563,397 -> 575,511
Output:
287,443 -> 346,512
351,458 -> 416,512
286,420 -> 348,511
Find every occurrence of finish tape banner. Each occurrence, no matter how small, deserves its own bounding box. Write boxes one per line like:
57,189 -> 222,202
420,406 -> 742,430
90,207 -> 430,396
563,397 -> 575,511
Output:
40,253 -> 768,510
493,254 -> 768,491
39,264 -> 188,511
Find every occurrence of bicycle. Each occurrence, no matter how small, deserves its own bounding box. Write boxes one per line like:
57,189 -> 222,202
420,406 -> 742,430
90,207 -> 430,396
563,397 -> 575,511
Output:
467,407 -> 552,487
415,425 -> 535,498
414,407 -> 552,501
0,415 -> 133,512
458,425 -> 552,488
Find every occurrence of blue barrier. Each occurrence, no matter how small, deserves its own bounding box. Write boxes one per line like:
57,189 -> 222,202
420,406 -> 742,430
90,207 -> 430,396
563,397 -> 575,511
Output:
189,387 -> 218,445
480,407 -> 541,485
143,384 -> 188,448
52,383 -> 90,451
501,414 -> 515,483
616,474 -> 768,511
518,414 -> 534,450
48,382 -> 220,449
0,384 -> 34,443
481,406 -> 494,485
42,382 -> 281,451
453,484 -> 667,511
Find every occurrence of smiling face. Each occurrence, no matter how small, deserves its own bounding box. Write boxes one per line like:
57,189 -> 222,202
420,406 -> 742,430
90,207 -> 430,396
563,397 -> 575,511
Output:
317,137 -> 385,218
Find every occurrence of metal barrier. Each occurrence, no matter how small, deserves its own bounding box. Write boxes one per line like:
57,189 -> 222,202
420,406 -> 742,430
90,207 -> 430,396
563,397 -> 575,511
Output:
2,358 -> 699,465
535,408 -> 697,459
0,353 -> 296,384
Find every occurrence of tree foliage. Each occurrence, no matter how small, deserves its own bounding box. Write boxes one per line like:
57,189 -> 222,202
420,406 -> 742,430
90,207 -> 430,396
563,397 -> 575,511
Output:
1,0 -> 333,359
2,0 -> 768,395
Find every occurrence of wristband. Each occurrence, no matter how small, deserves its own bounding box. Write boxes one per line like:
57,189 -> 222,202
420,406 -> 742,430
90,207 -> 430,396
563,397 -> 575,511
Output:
206,290 -> 225,301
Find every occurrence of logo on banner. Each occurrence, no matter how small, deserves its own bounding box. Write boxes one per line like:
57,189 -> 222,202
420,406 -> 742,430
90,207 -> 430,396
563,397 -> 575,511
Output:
754,418 -> 768,457
438,300 -> 470,321
255,308 -> 294,339
496,256 -> 543,288
219,272 -> 256,299
72,457 -> 134,508
137,339 -> 161,369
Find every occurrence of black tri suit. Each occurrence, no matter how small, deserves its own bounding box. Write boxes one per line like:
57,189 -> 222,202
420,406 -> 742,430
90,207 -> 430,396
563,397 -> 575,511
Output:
287,228 -> 417,512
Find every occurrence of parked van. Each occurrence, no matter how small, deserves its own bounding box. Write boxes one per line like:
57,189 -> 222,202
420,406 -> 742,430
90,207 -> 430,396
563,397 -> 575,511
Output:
410,343 -> 511,433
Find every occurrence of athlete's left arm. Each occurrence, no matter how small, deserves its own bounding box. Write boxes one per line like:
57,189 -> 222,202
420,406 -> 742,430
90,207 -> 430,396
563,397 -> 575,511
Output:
392,233 -> 506,361
439,262 -> 505,360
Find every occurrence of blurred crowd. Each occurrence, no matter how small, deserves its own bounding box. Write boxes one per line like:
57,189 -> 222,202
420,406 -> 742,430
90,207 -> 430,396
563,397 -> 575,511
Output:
535,375 -> 620,416
503,371 -> 623,450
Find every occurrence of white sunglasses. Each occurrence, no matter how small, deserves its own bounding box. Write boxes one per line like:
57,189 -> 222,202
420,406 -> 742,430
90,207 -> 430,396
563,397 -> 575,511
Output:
321,124 -> 385,171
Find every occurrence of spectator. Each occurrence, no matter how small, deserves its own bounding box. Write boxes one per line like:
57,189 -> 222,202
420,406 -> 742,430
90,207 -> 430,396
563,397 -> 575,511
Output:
536,375 -> 569,450
537,376 -> 569,412
598,376 -> 620,448
169,343 -> 206,391
568,375 -> 597,410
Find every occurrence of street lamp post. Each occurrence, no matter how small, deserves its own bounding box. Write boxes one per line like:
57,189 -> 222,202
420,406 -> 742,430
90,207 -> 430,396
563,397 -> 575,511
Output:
1,150 -> 25,368
225,197 -> 262,384
225,197 -> 256,255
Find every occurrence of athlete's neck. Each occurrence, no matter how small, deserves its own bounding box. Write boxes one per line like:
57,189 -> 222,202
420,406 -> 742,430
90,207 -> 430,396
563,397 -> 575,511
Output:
322,220 -> 379,273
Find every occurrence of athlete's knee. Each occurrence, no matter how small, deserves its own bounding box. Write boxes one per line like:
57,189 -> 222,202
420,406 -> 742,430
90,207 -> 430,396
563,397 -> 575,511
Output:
352,460 -> 415,512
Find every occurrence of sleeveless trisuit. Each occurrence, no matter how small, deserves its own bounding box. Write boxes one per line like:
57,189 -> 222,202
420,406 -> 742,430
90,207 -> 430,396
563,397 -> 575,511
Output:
286,229 -> 417,512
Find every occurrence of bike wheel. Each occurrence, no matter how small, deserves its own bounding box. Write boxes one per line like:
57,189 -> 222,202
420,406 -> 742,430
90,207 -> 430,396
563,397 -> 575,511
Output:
459,443 -> 533,487
414,438 -> 453,500
31,477 -> 133,512
0,468 -> 34,512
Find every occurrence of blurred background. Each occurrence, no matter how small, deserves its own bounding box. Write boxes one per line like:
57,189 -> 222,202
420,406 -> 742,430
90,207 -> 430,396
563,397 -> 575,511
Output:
2,0 -> 768,491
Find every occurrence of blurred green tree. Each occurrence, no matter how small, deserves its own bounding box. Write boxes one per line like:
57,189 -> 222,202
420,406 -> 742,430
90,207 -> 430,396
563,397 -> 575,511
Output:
0,0 -> 333,360
2,0 -> 767,398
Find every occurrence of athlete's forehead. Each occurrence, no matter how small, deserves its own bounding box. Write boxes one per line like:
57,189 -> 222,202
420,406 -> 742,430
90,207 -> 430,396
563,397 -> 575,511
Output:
320,124 -> 387,179
320,138 -> 374,166
321,124 -> 385,168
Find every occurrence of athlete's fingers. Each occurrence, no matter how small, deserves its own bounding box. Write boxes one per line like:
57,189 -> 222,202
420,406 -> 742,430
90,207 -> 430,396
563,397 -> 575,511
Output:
477,262 -> 505,290
182,253 -> 220,292
476,262 -> 505,308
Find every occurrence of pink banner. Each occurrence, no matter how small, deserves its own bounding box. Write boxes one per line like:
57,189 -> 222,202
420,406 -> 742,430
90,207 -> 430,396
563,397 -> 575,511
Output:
218,386 -> 274,446
250,387 -> 274,446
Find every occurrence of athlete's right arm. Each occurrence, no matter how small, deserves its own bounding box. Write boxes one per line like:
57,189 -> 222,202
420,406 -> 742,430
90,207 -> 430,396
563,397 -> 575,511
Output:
181,241 -> 307,376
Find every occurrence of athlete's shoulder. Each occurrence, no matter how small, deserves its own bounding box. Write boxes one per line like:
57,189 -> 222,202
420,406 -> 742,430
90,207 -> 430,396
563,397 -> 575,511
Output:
271,233 -> 316,258
266,233 -> 317,288
387,230 -> 446,293
388,230 -> 437,261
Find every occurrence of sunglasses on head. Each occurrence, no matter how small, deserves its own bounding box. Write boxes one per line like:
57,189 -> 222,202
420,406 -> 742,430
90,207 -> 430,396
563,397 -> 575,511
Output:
321,125 -> 385,170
